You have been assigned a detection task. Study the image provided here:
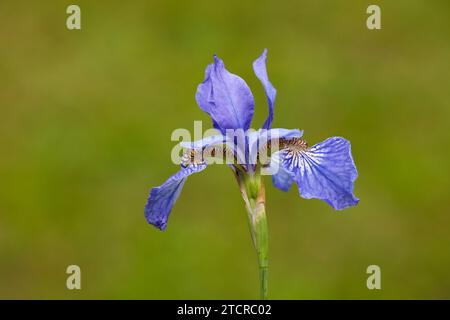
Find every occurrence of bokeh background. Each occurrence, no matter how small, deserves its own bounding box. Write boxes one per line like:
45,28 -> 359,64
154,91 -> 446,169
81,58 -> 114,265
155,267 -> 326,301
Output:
1,0 -> 449,299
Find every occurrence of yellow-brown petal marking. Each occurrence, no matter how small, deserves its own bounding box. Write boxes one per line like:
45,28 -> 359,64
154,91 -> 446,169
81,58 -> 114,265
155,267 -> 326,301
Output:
181,149 -> 204,167
280,137 -> 309,152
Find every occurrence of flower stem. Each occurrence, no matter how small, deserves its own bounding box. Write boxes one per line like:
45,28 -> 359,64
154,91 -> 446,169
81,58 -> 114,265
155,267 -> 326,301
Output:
235,171 -> 269,299
253,198 -> 268,300
259,265 -> 268,300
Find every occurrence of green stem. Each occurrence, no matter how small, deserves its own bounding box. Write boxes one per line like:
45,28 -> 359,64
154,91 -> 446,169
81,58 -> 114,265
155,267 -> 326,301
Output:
236,171 -> 269,300
260,265 -> 268,300
254,200 -> 268,300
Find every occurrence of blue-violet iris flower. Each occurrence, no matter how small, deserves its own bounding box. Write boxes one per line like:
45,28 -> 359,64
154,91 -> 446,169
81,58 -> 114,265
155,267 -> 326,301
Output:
145,49 -> 358,230
144,49 -> 359,299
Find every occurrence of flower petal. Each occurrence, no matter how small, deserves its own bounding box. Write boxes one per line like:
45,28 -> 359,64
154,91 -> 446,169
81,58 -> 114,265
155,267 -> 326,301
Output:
144,164 -> 207,230
179,134 -> 240,164
282,137 -> 359,210
247,128 -> 303,145
253,49 -> 276,129
195,64 -> 215,120
179,134 -> 226,150
196,55 -> 254,133
248,128 -> 304,165
269,151 -> 294,192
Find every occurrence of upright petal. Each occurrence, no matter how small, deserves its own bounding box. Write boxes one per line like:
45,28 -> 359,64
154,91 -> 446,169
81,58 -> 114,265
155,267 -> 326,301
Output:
196,55 -> 254,133
253,49 -> 276,129
280,137 -> 359,210
195,64 -> 214,117
145,164 -> 207,231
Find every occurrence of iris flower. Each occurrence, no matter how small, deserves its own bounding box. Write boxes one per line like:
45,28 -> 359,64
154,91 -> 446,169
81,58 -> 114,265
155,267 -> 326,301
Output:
145,49 -> 358,299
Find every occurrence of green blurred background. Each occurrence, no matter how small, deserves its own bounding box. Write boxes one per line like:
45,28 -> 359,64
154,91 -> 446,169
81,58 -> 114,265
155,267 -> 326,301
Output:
1,0 -> 449,299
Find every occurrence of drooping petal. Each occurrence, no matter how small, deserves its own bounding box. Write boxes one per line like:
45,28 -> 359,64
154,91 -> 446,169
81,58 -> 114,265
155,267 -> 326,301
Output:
280,137 -> 359,210
253,49 -> 276,129
269,151 -> 294,192
195,55 -> 254,133
145,164 -> 207,230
